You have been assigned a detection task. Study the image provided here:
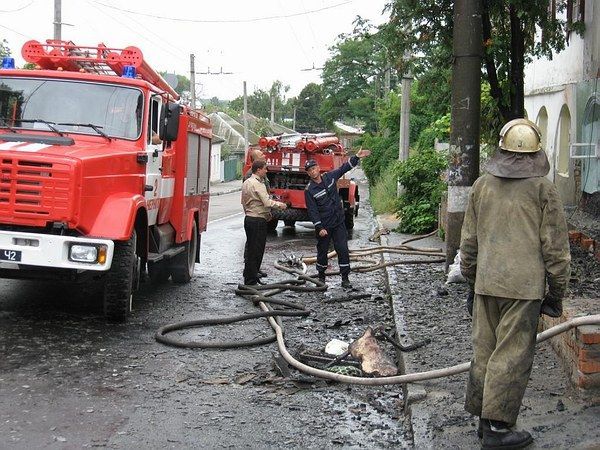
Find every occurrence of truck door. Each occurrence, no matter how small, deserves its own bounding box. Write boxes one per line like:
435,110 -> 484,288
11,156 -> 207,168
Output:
145,96 -> 163,226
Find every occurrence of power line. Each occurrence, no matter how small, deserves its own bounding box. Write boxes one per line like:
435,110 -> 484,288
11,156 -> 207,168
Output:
0,23 -> 32,39
89,0 -> 352,24
197,67 -> 234,75
278,0 -> 312,67
85,1 -> 187,63
87,0 -> 188,60
301,63 -> 324,71
0,1 -> 35,13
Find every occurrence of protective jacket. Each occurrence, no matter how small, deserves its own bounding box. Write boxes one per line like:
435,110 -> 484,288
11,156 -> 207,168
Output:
460,172 -> 570,300
305,155 -> 359,231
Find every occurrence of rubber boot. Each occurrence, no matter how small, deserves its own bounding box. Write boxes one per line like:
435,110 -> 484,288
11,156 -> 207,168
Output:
318,272 -> 326,283
481,419 -> 533,449
341,275 -> 352,289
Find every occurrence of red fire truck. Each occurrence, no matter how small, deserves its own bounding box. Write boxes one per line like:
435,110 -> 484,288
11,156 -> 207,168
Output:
243,133 -> 360,230
0,40 -> 212,320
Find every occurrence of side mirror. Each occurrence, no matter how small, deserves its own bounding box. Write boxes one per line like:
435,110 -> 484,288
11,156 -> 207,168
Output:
160,102 -> 181,142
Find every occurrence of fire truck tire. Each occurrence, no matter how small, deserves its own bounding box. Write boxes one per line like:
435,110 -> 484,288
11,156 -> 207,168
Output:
103,231 -> 138,321
345,211 -> 355,230
148,260 -> 170,284
267,219 -> 279,231
283,220 -> 296,227
171,221 -> 198,284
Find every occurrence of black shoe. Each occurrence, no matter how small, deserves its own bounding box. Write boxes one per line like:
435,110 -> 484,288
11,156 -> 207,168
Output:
258,270 -> 267,278
317,273 -> 326,283
481,420 -> 533,449
256,278 -> 267,285
341,278 -> 352,289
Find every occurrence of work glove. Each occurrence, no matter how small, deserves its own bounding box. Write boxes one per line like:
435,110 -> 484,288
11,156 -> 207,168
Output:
540,293 -> 563,318
467,288 -> 475,317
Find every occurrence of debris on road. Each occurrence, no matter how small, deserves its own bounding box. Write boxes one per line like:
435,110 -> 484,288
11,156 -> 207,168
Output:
349,327 -> 398,376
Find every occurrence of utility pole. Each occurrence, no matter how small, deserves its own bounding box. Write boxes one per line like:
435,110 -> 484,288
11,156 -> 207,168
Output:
446,0 -> 482,266
53,0 -> 62,40
397,66 -> 413,195
243,81 -> 249,156
190,54 -> 196,109
270,94 -> 275,125
384,66 -> 391,96
292,106 -> 297,131
398,71 -> 412,162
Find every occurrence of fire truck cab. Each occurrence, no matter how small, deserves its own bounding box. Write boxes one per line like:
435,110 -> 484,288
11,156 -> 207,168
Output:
243,132 -> 359,230
0,40 -> 211,320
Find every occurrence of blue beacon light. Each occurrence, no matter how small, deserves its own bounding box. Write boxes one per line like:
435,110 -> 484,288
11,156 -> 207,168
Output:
1,57 -> 15,69
122,65 -> 136,78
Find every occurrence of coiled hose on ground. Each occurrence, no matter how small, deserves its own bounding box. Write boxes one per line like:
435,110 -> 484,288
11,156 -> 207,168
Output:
156,233 -> 600,385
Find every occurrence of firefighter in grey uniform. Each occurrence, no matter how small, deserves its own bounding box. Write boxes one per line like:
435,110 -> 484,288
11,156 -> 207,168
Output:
460,118 -> 570,449
304,148 -> 370,289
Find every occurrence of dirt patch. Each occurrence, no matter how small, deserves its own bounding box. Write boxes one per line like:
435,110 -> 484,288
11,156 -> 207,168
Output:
569,243 -> 600,300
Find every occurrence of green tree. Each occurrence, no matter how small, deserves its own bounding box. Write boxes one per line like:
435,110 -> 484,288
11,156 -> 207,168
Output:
229,80 -> 290,122
229,89 -> 270,118
202,97 -> 229,114
158,72 -> 190,97
294,83 -> 325,132
0,39 -> 11,58
382,0 -> 584,123
320,18 -> 391,132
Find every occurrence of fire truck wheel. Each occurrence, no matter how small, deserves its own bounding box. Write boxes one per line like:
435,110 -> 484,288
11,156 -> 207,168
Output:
345,211 -> 355,230
171,220 -> 198,284
103,231 -> 138,321
283,220 -> 296,227
148,260 -> 170,284
267,219 -> 279,232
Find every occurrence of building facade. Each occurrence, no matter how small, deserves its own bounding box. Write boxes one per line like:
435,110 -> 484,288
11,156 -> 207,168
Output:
524,0 -> 599,210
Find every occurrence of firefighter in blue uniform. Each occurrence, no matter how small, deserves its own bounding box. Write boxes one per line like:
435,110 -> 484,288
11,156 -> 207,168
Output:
304,149 -> 370,289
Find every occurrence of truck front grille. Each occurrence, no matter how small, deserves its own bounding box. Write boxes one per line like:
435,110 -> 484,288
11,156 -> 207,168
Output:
0,157 -> 75,223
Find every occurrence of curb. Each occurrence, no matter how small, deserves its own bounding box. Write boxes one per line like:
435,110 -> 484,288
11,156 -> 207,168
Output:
209,187 -> 242,197
377,217 -> 432,448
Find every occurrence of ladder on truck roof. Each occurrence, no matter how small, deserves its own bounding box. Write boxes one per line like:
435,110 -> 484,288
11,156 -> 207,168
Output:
21,39 -> 179,100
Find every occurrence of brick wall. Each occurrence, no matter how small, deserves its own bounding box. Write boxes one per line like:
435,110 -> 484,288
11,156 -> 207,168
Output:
569,230 -> 600,263
541,304 -> 600,392
538,230 -> 600,394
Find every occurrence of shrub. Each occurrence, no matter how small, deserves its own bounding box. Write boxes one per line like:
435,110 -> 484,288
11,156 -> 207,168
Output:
395,148 -> 446,234
359,133 -> 398,183
370,163 -> 400,214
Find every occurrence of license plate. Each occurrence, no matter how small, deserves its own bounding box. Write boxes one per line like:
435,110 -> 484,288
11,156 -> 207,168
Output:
0,249 -> 22,262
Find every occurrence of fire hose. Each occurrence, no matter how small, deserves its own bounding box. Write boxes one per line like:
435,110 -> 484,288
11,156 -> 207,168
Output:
156,237 -> 600,385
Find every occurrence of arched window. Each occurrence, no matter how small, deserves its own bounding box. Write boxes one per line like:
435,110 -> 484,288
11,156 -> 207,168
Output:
555,105 -> 571,176
536,107 -> 549,152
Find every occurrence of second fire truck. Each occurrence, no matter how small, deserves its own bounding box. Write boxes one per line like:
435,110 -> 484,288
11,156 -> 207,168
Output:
243,133 -> 360,230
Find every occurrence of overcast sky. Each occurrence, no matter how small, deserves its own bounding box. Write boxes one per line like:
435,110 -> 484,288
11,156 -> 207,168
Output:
1,0 -> 389,101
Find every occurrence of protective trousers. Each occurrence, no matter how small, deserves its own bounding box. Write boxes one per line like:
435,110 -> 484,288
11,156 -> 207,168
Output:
316,222 -> 350,277
465,295 -> 541,425
243,216 -> 267,285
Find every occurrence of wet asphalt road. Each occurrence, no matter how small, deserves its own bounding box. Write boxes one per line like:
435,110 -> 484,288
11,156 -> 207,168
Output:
0,173 -> 409,448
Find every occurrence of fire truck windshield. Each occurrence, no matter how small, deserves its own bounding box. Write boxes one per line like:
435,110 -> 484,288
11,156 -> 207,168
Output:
0,77 -> 143,140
